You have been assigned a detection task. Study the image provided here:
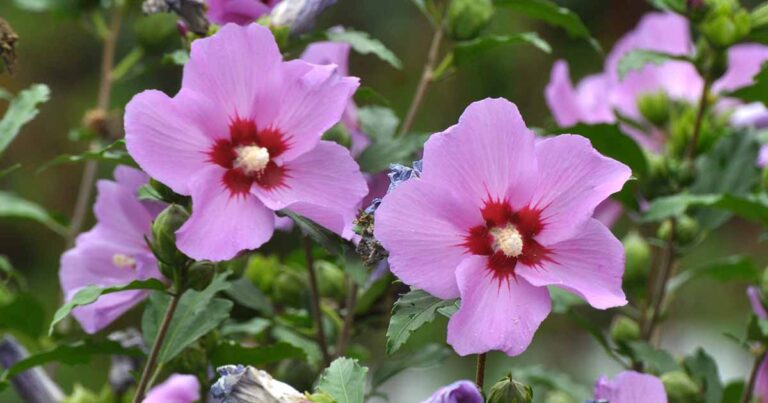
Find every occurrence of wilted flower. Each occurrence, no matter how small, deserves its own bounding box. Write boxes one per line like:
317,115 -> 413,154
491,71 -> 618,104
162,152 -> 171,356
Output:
108,329 -> 146,395
748,286 -> 768,402
270,0 -> 337,34
422,380 -> 483,403
143,0 -> 209,34
592,371 -> 667,403
375,98 -> 630,356
125,23 -> 366,261
143,374 -> 200,403
211,365 -> 307,402
59,166 -> 165,334
207,0 -> 280,26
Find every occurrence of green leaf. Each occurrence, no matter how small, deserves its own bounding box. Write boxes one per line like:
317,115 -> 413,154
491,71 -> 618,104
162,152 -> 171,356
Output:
731,63 -> 768,104
0,340 -> 142,383
0,294 -> 45,338
627,341 -> 680,374
38,139 -> 133,172
220,317 -> 271,337
552,124 -> 648,177
162,49 -> 190,66
49,278 -> 167,335
356,106 -> 427,173
272,325 -> 323,367
453,33 -> 551,67
225,277 -> 274,316
0,84 -> 50,157
549,287 -> 585,314
386,289 -> 454,354
281,210 -> 344,255
142,272 -> 233,364
316,357 -> 369,403
371,343 -> 450,389
648,0 -> 686,12
0,191 -> 66,235
684,348 -> 722,403
617,49 -> 691,80
721,381 -> 745,403
210,341 -> 305,368
326,28 -> 402,69
644,193 -> 768,227
668,255 -> 759,293
495,0 -> 600,51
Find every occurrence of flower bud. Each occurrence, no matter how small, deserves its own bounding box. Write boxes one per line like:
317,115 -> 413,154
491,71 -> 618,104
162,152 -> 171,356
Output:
316,261 -> 346,299
273,272 -> 306,306
151,204 -> 191,278
446,0 -> 495,41
660,371 -> 701,403
657,215 -> 699,246
186,261 -> 216,291
637,91 -> 671,127
211,365 -> 307,402
487,373 -> 533,403
700,0 -> 751,47
610,315 -> 641,345
623,232 -> 650,282
244,254 -> 282,293
544,390 -> 575,403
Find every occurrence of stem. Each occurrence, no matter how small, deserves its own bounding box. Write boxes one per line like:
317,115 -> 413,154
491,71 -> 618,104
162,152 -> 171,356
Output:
685,76 -> 712,162
399,18 -> 444,136
641,220 -> 677,344
335,277 -> 358,357
303,238 -> 331,367
65,5 -> 123,248
743,351 -> 766,403
132,292 -> 181,403
475,353 -> 487,390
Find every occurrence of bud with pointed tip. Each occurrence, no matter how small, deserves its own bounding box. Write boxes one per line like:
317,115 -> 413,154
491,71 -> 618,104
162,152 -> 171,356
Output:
446,0 -> 495,41
488,374 -> 533,403
610,315 -> 641,345
151,204 -> 191,279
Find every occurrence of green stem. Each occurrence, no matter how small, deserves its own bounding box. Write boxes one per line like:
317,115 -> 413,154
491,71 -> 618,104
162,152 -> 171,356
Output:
335,277 -> 358,357
641,219 -> 677,345
685,76 -> 713,162
132,292 -> 180,403
303,238 -> 331,367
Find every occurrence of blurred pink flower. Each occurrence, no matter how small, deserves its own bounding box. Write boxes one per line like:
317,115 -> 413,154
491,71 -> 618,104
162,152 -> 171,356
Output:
59,166 -> 165,334
143,374 -> 200,403
206,0 -> 280,25
375,98 -> 630,356
125,24 -> 366,261
748,286 -> 768,402
422,380 -> 483,403
594,371 -> 667,403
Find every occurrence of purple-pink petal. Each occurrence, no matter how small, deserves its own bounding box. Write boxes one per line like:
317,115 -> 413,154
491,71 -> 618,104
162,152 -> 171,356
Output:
594,371 -> 667,403
755,356 -> 768,403
206,0 -> 277,25
748,286 -> 768,320
545,61 -> 615,127
142,374 -> 200,403
422,380 -> 483,403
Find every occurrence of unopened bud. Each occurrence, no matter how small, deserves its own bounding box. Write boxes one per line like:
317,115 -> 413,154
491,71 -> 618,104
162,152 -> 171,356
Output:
316,261 -> 346,299
244,254 -> 282,293
660,371 -> 700,403
186,261 -> 215,291
446,0 -> 495,41
700,0 -> 751,47
488,373 -> 533,403
610,315 -> 641,345
151,204 -> 190,278
623,232 -> 650,282
637,91 -> 671,127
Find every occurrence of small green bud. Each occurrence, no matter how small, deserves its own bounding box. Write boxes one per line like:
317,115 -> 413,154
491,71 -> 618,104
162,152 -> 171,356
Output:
623,232 -> 651,282
186,261 -> 216,291
657,215 -> 699,246
543,390 -> 575,403
316,261 -> 346,299
661,371 -> 701,403
637,91 -> 671,127
322,123 -> 352,150
446,0 -> 495,41
700,0 -> 751,47
488,373 -> 533,403
273,272 -> 305,306
151,205 -> 191,278
610,315 -> 641,344
244,254 -> 282,293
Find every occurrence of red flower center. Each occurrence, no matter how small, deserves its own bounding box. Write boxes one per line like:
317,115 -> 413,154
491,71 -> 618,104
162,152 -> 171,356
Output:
208,118 -> 291,196
463,198 -> 552,280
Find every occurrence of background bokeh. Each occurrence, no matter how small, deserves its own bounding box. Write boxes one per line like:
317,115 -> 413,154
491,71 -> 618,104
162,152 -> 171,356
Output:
0,0 -> 764,401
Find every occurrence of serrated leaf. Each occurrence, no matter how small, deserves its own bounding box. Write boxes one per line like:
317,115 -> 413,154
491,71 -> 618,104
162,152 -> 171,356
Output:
617,49 -> 691,80
209,341 -> 304,367
38,139 -> 133,172
220,317 -> 271,337
316,357 -> 368,403
495,0 -> 600,51
142,272 -> 232,364
371,343 -> 449,388
0,84 -> 50,157
49,278 -> 167,335
453,33 -> 551,66
0,191 -> 67,235
648,0 -> 686,12
326,28 -> 402,69
551,124 -> 648,177
386,289 -> 454,354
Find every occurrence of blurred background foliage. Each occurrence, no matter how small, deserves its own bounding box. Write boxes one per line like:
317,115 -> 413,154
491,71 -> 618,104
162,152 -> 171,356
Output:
0,0 -> 765,401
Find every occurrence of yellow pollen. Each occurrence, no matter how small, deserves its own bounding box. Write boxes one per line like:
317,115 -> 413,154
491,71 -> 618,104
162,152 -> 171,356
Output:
112,254 -> 137,269
234,145 -> 270,175
490,225 -> 524,257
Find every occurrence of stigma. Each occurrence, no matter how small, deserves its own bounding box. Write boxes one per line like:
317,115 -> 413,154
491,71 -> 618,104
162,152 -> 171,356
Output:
490,225 -> 524,257
234,145 -> 270,175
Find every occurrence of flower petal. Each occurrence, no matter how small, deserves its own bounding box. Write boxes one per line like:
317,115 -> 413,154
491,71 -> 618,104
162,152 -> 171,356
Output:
143,374 -> 200,403
420,98 -> 538,209
176,166 -> 276,261
252,141 -> 367,238
545,61 -> 614,127
374,179 -> 481,299
755,356 -> 768,403
594,371 -> 668,403
531,135 -> 631,244
519,218 -> 627,309
447,255 -> 551,356
92,179 -> 154,249
714,44 -> 768,93
206,0 -> 272,25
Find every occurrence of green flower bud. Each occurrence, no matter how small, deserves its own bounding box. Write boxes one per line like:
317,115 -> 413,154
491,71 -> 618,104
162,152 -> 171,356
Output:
151,205 -> 191,278
488,373 -> 533,403
186,261 -> 216,291
661,371 -> 701,403
446,0 -> 495,41
657,215 -> 699,246
610,315 -> 641,345
752,3 -> 768,31
637,91 -> 671,127
316,261 -> 346,299
244,254 -> 282,293
273,272 -> 305,306
543,390 -> 576,403
700,0 -> 751,47
623,232 -> 651,282
322,123 -> 352,150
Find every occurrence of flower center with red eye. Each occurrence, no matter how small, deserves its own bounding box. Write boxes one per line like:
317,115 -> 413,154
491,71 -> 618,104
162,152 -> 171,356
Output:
208,118 -> 291,196
463,198 -> 552,281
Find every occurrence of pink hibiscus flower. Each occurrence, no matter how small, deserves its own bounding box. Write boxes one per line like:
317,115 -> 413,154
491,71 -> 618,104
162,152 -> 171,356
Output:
143,374 -> 200,403
125,23 -> 367,261
59,166 -> 165,334
375,98 -> 630,356
594,371 -> 668,403
206,0 -> 280,26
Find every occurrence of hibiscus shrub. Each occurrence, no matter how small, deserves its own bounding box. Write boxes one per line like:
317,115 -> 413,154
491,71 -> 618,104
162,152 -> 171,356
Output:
2,0 -> 768,402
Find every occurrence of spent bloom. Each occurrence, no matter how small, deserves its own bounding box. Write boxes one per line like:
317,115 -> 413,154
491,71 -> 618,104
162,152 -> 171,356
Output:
270,0 -> 337,34
143,374 -> 200,403
422,380 -> 483,403
211,365 -> 308,402
206,0 -> 280,26
546,12 -> 768,151
59,166 -> 164,334
748,286 -> 768,402
125,23 -> 366,261
375,98 -> 630,356
592,371 -> 667,403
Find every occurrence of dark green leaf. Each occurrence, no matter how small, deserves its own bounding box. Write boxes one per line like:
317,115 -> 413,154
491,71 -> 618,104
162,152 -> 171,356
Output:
386,289 -> 454,354
627,341 -> 680,374
667,255 -> 760,293
0,84 -> 50,157
648,0 -> 686,12
684,348 -> 722,403
272,325 -> 322,367
209,341 -> 304,367
617,49 -> 691,80
38,140 -> 133,172
50,278 -> 167,335
0,191 -> 66,235
721,381 -> 745,403
552,124 -> 648,177
644,193 -> 768,227
316,357 -> 368,403
225,277 -> 274,316
495,0 -> 600,51
453,33 -> 551,66
730,63 -> 768,104
371,343 -> 450,388
281,210 -> 344,255
0,294 -> 45,338
142,272 -> 232,364
356,106 -> 427,173
326,28 -> 402,69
